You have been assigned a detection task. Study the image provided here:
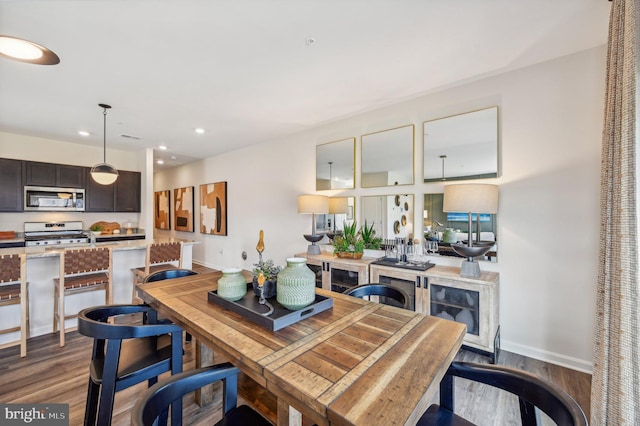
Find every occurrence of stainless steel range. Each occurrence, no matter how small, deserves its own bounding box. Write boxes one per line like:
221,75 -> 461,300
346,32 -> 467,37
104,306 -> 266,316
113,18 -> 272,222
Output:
24,221 -> 89,247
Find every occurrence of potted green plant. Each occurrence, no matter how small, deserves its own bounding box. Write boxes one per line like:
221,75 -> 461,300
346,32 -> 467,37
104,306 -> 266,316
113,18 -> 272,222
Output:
332,221 -> 365,259
359,221 -> 382,250
252,258 -> 282,298
89,224 -> 104,235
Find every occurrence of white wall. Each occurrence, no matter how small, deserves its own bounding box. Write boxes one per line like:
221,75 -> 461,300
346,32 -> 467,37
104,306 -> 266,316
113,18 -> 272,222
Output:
154,46 -> 605,372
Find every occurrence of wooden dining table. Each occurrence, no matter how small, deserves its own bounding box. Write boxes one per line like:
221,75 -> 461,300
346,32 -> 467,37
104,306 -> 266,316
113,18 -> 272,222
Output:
137,270 -> 466,426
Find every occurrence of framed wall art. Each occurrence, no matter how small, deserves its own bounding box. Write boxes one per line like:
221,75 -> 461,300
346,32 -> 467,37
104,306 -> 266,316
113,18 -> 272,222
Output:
154,190 -> 171,230
174,186 -> 194,232
200,181 -> 227,235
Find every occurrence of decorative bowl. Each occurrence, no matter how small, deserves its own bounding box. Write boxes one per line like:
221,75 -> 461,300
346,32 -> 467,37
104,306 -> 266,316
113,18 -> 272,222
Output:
303,234 -> 324,243
450,242 -> 493,259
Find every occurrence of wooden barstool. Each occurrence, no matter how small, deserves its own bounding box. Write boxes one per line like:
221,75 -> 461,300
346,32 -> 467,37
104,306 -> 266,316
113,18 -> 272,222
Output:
0,253 -> 29,357
131,242 -> 182,303
54,247 -> 112,347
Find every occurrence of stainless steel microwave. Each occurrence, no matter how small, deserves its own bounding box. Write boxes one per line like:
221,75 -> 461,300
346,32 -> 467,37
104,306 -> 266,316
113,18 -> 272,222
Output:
24,186 -> 85,211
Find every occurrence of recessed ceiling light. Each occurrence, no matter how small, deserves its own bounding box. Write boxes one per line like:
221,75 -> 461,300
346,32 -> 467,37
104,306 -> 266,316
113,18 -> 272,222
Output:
170,156 -> 177,160
0,35 -> 60,65
195,128 -> 205,134
78,130 -> 90,137
158,145 -> 167,150
156,160 -> 164,165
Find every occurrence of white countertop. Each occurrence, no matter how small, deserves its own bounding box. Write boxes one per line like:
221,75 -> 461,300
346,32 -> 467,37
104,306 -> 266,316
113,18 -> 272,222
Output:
0,237 -> 198,258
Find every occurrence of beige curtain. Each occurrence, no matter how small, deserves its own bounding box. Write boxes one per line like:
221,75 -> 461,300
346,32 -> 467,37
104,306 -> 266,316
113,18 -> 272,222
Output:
591,0 -> 639,425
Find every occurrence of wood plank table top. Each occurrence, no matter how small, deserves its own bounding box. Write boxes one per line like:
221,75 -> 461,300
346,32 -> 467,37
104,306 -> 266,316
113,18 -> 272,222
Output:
138,271 -> 466,426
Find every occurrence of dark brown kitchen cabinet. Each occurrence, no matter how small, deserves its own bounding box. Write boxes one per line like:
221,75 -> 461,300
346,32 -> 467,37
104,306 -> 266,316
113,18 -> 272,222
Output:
115,170 -> 141,212
57,164 -> 85,188
85,168 -> 115,212
25,161 -> 84,188
0,158 -> 23,212
85,168 -> 141,212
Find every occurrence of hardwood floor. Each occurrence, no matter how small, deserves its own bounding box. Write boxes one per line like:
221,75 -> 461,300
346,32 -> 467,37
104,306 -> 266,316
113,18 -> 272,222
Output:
0,263 -> 591,425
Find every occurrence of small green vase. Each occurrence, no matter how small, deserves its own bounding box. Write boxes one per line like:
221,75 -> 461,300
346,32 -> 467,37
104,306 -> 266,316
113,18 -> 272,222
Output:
217,268 -> 246,301
442,228 -> 457,244
277,257 -> 315,310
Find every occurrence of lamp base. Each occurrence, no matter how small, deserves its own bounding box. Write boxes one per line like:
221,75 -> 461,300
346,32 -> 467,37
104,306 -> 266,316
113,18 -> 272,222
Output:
303,234 -> 324,255
459,259 -> 481,278
307,244 -> 321,255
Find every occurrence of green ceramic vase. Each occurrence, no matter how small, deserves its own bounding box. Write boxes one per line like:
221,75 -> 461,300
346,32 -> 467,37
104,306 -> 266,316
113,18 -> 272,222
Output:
277,257 -> 315,310
217,268 -> 246,301
442,228 -> 457,244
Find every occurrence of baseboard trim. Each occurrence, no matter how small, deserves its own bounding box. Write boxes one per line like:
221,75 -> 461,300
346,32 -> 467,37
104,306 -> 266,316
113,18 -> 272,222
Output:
501,339 -> 593,374
193,259 -> 222,270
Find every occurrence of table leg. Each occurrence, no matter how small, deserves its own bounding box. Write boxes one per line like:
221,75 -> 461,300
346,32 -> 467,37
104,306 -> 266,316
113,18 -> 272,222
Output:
195,340 -> 215,406
277,398 -> 302,426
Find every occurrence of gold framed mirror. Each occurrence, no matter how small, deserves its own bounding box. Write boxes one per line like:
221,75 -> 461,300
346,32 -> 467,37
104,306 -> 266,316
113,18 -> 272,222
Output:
361,194 -> 414,241
316,137 -> 355,190
361,125 -> 414,188
423,107 -> 498,182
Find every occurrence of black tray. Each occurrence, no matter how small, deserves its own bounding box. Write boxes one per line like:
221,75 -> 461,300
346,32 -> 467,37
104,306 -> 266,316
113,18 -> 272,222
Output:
207,284 -> 333,331
371,257 -> 435,271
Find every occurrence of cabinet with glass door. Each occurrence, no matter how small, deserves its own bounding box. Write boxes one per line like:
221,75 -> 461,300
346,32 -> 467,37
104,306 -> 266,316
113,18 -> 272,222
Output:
425,266 -> 500,363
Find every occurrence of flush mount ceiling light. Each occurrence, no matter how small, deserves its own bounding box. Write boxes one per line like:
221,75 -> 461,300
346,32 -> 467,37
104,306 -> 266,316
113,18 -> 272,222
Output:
195,128 -> 205,134
0,35 -> 60,65
90,104 -> 119,185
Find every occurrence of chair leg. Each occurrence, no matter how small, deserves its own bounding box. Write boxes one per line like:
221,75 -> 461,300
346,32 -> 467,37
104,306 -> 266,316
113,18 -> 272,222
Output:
58,288 -> 66,348
439,371 -> 455,412
96,342 -> 121,426
84,379 -> 100,426
20,285 -> 28,358
132,274 -> 143,303
53,283 -> 58,334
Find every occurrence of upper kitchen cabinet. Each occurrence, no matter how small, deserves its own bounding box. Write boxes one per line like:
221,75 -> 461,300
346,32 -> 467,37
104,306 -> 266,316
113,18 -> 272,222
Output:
25,161 -> 85,188
85,168 -> 141,212
115,170 -> 141,212
85,168 -> 114,212
0,158 -> 23,212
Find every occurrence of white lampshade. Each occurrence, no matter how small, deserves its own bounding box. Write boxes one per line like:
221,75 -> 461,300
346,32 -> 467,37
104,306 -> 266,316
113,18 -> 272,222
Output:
443,184 -> 498,213
90,163 -> 119,185
328,197 -> 349,214
297,194 -> 329,214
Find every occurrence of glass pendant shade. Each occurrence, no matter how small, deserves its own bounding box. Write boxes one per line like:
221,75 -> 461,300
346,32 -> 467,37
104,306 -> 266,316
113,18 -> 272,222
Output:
90,163 -> 119,185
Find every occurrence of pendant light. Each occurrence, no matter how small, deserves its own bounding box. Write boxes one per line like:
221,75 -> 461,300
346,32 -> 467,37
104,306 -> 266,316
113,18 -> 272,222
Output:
90,103 -> 119,185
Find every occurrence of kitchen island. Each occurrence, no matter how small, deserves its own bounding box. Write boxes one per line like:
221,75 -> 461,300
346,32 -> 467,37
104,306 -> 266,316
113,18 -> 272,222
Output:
0,238 -> 196,347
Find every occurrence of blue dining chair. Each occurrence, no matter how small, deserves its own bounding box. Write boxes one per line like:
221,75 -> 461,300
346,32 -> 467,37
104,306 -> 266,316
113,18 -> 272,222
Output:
78,304 -> 184,426
132,363 -> 271,426
417,361 -> 588,426
344,283 -> 410,309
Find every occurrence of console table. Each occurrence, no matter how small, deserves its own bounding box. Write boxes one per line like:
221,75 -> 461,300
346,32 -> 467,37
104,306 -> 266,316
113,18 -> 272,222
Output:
369,263 -> 500,363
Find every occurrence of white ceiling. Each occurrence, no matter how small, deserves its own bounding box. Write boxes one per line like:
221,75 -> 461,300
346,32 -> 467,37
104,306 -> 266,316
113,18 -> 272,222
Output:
0,0 -> 610,168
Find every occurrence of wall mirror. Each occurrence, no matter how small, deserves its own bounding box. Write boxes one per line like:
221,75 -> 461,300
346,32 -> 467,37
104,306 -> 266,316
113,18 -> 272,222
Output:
423,107 -> 498,182
361,125 -> 414,188
315,196 -> 355,235
316,138 -> 355,190
361,194 -> 414,242
424,193 -> 498,261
